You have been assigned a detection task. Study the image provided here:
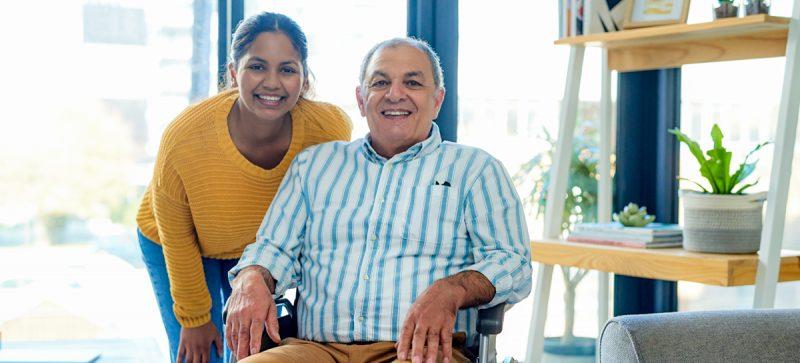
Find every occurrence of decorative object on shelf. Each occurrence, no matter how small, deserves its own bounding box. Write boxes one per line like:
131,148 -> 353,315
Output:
669,124 -> 770,253
745,0 -> 770,15
613,202 -> 656,227
559,0 -> 586,38
713,0 -> 739,19
623,0 -> 691,29
584,0 -> 629,34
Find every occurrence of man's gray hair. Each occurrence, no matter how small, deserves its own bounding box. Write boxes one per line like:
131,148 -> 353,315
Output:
359,37 -> 445,93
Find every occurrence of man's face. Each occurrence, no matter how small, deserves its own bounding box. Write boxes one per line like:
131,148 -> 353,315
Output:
356,45 -> 445,157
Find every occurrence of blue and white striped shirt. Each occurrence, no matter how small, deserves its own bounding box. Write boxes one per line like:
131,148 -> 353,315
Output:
230,124 -> 532,343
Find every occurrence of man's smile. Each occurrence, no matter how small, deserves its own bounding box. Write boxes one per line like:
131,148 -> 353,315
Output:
380,108 -> 413,120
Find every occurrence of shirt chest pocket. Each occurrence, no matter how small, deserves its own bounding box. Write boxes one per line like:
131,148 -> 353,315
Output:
395,185 -> 463,244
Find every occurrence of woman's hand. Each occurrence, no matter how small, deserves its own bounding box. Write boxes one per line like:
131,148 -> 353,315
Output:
177,321 -> 223,363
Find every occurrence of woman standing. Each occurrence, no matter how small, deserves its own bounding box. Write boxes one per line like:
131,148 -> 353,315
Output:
137,12 -> 351,363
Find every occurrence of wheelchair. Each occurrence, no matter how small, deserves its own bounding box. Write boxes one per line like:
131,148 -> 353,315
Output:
224,296 -> 507,363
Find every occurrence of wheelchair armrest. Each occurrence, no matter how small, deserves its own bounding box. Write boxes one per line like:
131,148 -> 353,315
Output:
476,302 -> 506,335
222,296 -> 294,323
222,296 -> 297,351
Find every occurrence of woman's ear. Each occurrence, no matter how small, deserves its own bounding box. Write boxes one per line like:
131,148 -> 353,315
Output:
228,63 -> 238,88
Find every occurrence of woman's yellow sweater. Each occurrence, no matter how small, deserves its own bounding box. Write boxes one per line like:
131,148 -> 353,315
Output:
136,89 -> 352,327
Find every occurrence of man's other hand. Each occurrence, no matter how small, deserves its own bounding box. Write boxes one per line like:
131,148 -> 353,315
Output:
396,278 -> 464,363
225,266 -> 280,360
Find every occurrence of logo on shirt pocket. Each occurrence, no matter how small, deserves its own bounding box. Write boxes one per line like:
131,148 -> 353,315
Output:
399,185 -> 462,244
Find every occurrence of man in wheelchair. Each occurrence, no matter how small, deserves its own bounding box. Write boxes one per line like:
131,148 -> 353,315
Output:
226,37 -> 532,363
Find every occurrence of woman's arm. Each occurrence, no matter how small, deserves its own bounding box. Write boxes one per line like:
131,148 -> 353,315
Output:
151,147 -> 213,328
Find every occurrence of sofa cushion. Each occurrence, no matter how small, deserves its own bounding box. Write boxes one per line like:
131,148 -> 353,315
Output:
599,309 -> 800,362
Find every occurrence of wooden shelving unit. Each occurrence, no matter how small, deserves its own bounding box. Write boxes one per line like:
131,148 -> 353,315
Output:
525,12 -> 800,363
555,15 -> 791,72
532,239 -> 800,287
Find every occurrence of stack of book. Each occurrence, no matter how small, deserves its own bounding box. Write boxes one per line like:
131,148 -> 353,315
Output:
568,222 -> 683,248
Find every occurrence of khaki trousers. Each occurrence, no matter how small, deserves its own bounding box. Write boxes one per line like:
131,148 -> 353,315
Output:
238,334 -> 472,363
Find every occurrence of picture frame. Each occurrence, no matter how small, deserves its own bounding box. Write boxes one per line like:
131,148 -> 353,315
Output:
623,0 -> 691,29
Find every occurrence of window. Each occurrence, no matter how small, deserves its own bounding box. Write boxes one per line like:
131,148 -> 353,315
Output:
0,1 -> 218,360
245,0 -> 407,139
459,1 -> 608,359
83,4 -> 147,45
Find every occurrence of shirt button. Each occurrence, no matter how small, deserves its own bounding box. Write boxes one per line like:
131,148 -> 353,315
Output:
357,316 -> 364,322
378,198 -> 385,204
370,235 -> 377,241
363,274 -> 370,281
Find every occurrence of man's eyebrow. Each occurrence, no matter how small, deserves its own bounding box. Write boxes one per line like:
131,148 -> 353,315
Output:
370,70 -> 425,79
370,71 -> 389,79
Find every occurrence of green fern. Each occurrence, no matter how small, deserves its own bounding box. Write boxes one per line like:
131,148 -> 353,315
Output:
668,124 -> 769,194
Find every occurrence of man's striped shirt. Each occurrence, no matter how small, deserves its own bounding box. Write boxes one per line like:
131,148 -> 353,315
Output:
230,124 -> 532,343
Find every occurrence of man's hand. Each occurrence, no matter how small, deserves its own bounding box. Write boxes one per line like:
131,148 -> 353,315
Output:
177,321 -> 223,363
225,266 -> 281,360
397,271 -> 495,363
397,278 -> 462,363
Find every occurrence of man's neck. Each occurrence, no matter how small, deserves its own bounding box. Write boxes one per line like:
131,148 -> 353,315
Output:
368,125 -> 434,159
371,140 -> 415,159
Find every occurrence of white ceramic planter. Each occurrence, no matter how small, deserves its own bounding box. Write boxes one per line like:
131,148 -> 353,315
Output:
680,190 -> 768,254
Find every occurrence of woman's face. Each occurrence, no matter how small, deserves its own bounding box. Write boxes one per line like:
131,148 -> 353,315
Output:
229,31 -> 307,124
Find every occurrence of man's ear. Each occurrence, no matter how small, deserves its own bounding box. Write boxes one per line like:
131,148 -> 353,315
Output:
228,63 -> 238,88
432,87 -> 446,119
356,86 -> 367,117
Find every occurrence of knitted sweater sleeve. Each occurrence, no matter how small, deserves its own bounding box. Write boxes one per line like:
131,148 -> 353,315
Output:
151,135 -> 212,328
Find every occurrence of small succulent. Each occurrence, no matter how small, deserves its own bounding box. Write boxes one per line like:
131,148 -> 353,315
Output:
613,203 -> 655,227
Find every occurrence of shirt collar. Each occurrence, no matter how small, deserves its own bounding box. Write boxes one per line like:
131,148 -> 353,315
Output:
360,123 -> 442,164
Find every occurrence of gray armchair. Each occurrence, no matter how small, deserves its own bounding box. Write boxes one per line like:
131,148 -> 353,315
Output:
599,309 -> 800,362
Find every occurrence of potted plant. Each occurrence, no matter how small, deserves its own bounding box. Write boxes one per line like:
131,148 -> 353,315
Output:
669,124 -> 770,253
713,0 -> 739,19
515,124 -> 600,358
745,0 -> 771,15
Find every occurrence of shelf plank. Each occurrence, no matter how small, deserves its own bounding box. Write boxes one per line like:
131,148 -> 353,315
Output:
531,238 -> 800,287
555,15 -> 791,71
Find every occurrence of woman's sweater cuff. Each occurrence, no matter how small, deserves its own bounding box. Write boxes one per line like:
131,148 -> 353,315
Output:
177,312 -> 211,328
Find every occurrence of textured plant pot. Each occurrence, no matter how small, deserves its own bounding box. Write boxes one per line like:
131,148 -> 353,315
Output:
680,190 -> 767,254
713,3 -> 739,19
745,0 -> 770,15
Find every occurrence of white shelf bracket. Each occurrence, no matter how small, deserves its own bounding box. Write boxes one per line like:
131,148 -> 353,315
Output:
753,3 -> 800,308
525,45 -> 585,363
596,48 -> 613,361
